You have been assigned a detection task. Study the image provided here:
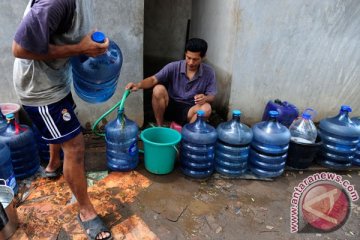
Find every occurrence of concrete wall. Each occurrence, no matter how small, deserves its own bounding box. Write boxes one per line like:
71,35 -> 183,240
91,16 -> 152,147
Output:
0,0 -> 144,128
3,0 -> 360,128
144,0 -> 192,61
191,0 -> 360,124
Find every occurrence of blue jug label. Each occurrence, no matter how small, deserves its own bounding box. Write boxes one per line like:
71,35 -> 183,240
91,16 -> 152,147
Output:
128,141 -> 138,156
6,173 -> 16,190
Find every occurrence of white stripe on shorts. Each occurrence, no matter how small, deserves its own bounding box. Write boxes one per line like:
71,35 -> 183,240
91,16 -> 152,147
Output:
38,106 -> 61,138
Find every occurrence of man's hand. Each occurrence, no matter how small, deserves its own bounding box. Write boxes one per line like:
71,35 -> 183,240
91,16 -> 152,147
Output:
194,94 -> 206,105
77,32 -> 109,57
125,82 -> 140,92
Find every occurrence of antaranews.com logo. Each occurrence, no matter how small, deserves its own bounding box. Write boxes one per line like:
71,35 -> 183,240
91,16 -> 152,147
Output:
290,172 -> 359,233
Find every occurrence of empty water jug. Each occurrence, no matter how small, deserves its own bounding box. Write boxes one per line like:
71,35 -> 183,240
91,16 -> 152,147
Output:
71,31 -> 123,103
215,110 -> 253,176
249,110 -> 290,178
262,99 -> 299,128
105,109 -> 139,171
289,108 -> 317,144
351,117 -> 360,166
0,143 -> 17,194
180,110 -> 217,178
0,114 -> 40,179
318,106 -> 360,169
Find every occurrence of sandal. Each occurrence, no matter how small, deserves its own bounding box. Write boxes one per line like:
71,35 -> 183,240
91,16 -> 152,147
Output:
77,214 -> 113,240
44,165 -> 62,178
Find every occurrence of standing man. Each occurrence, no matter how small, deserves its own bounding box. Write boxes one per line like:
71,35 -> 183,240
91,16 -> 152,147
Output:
126,38 -> 217,126
12,0 -> 112,239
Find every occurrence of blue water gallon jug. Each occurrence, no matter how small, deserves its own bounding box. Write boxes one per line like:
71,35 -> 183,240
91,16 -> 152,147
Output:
71,31 -> 123,103
0,109 -> 6,133
262,99 -> 299,128
351,117 -> 360,166
0,114 -> 40,179
318,106 -> 360,169
105,109 -> 139,171
180,110 -> 217,178
249,110 -> 291,177
215,110 -> 253,176
0,142 -> 18,194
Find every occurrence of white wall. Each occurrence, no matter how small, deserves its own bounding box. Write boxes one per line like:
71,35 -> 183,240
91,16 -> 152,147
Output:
191,0 -> 360,124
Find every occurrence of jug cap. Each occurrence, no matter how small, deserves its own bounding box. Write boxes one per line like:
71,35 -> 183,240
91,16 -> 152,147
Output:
197,110 -> 205,116
269,110 -> 279,118
91,31 -> 106,43
232,110 -> 241,116
302,113 -> 311,120
340,105 -> 352,112
5,113 -> 14,119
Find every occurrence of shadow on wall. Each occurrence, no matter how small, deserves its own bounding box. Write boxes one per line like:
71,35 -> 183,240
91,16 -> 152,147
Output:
209,63 -> 231,124
143,55 -> 231,127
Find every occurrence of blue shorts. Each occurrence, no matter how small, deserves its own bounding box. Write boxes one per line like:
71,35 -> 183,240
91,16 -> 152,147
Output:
23,93 -> 82,144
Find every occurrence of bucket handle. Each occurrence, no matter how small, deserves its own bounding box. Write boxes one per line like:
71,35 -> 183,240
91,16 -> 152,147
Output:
143,123 -> 180,154
0,179 -> 6,186
0,179 -> 12,206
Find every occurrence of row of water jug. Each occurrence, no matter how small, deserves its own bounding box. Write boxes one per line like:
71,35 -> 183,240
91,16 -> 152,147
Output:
0,111 -> 40,194
180,105 -> 360,179
287,105 -> 360,169
180,110 -> 289,178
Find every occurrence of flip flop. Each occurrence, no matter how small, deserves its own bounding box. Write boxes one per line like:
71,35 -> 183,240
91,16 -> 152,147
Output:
44,165 -> 62,178
77,214 -> 113,240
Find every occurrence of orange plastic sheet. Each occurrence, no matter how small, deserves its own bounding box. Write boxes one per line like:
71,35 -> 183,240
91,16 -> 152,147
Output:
11,171 -> 153,239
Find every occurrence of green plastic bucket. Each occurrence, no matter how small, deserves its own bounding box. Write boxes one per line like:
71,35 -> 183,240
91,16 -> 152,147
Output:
140,127 -> 182,174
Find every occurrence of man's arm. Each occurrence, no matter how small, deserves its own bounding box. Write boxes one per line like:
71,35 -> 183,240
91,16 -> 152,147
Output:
125,76 -> 159,92
12,32 -> 109,61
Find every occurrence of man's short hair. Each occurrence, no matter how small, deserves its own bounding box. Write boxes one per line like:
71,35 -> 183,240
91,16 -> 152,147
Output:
185,38 -> 208,57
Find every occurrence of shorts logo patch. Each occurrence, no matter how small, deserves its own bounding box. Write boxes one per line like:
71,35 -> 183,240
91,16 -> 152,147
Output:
62,109 -> 71,121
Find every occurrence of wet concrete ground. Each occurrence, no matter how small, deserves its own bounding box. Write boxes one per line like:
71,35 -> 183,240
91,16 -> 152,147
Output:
8,134 -> 360,240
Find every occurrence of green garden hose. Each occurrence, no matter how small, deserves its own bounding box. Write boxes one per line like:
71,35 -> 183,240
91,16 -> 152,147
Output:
92,89 -> 131,137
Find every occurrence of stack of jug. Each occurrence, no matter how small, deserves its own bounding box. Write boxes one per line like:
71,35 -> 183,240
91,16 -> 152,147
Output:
287,108 -> 321,169
0,114 -> 40,179
215,110 -> 253,176
105,109 -> 139,171
249,110 -> 291,177
180,110 -> 217,178
318,105 -> 360,169
71,31 -> 123,103
351,117 -> 360,166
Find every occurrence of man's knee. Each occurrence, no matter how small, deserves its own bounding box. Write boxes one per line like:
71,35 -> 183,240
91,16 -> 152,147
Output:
201,103 -> 212,118
62,134 -> 85,158
152,84 -> 167,99
187,103 -> 212,123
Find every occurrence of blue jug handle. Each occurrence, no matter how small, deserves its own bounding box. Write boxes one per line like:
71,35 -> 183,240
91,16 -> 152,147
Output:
303,108 -> 317,120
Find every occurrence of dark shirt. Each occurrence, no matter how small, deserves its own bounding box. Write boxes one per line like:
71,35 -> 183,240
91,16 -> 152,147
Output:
154,60 -> 217,105
14,0 -> 75,54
